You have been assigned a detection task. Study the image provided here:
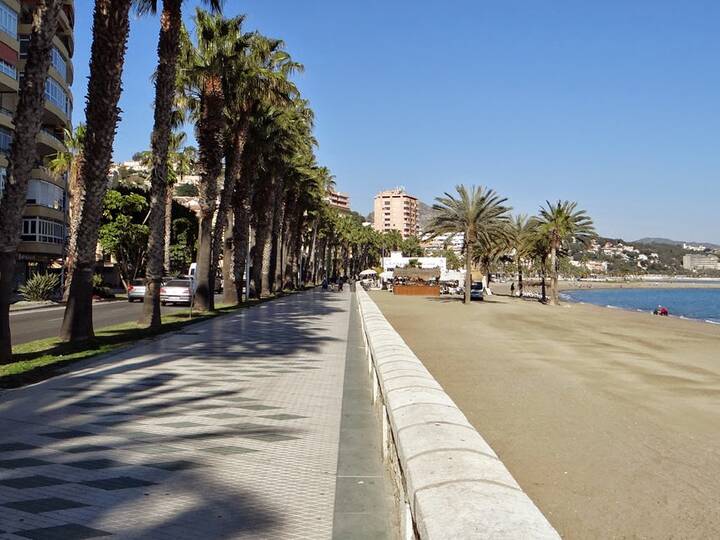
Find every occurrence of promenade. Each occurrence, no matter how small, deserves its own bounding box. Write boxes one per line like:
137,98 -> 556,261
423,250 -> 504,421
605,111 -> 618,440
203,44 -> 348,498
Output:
0,290 -> 394,539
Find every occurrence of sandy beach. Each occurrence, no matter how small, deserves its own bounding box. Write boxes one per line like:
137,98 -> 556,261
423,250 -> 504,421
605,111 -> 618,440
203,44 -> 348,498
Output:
369,290 -> 720,539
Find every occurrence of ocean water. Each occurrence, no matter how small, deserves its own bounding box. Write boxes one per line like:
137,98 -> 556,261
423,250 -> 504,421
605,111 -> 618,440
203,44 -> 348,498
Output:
561,288 -> 720,324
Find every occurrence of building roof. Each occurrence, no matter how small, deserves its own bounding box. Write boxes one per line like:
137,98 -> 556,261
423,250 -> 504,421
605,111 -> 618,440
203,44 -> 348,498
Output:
393,267 -> 441,280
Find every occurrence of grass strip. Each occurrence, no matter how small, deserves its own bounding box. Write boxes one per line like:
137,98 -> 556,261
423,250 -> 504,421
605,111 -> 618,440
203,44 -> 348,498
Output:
2,297 -> 272,389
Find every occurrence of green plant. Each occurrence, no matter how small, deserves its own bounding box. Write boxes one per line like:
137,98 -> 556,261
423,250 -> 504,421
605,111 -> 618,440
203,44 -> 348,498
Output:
92,274 -> 105,289
18,273 -> 60,302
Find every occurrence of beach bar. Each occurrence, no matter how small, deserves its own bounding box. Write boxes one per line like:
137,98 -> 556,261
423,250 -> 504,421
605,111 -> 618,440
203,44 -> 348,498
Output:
393,267 -> 441,296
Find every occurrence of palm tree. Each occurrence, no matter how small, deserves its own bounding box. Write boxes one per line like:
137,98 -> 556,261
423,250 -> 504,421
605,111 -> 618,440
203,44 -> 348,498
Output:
137,0 -> 221,327
48,124 -> 86,300
0,0 -> 65,363
163,131 -> 188,274
179,10 -> 246,311
60,0 -> 134,342
472,232 -> 511,291
426,185 -> 510,304
507,214 -> 536,297
536,200 -> 596,305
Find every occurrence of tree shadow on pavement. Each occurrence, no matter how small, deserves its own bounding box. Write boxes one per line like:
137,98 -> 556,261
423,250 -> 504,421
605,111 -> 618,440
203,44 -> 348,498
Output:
0,289 -> 347,538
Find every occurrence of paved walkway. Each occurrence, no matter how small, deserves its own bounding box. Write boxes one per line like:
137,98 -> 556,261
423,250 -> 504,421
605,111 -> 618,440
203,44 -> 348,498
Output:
0,289 -> 393,539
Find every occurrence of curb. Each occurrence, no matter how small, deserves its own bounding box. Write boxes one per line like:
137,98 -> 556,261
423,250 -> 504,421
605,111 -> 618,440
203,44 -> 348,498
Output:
356,287 -> 560,539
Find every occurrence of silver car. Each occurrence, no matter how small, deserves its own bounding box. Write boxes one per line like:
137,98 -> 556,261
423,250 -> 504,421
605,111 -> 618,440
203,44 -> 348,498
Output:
127,279 -> 146,302
160,278 -> 195,306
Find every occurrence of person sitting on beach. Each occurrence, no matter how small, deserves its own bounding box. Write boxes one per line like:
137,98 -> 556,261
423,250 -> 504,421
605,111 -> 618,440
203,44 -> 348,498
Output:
653,305 -> 669,316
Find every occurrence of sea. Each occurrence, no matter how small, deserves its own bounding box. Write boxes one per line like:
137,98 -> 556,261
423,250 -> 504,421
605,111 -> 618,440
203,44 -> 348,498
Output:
561,287 -> 720,325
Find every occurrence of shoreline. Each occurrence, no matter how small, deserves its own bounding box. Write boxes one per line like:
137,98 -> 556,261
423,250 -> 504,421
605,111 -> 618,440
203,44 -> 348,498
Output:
559,287 -> 720,326
558,279 -> 720,290
492,280 -> 720,325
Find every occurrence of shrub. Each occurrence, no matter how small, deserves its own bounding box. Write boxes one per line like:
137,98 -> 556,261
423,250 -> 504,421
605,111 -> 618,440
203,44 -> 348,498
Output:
19,273 -> 60,302
92,274 -> 104,289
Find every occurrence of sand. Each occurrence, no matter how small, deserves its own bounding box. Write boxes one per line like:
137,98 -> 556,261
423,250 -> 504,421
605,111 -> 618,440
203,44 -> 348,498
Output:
369,290 -> 720,539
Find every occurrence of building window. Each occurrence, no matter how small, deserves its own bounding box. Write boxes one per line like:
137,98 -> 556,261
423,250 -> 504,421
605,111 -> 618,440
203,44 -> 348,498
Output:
0,125 -> 12,153
19,35 -> 28,58
21,216 -> 65,244
45,77 -> 71,117
0,2 -> 17,39
50,47 -> 67,78
0,58 -> 15,79
26,179 -> 65,210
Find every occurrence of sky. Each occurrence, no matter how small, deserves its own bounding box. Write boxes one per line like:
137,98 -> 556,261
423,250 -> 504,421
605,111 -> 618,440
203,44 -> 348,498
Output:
71,1 -> 720,243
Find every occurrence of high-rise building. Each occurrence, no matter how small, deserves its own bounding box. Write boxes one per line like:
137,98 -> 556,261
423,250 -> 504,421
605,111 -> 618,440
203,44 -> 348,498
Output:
326,189 -> 350,211
0,1 -> 74,287
372,188 -> 419,238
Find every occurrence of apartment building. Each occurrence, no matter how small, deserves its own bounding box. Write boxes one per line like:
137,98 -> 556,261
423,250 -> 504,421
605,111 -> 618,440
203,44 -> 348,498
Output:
0,0 -> 74,286
326,189 -> 350,211
682,253 -> 720,271
372,188 -> 419,238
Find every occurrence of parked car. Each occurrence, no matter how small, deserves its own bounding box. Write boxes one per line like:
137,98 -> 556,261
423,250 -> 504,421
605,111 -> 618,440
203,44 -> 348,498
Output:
160,278 -> 195,306
127,279 -> 146,302
470,282 -> 484,301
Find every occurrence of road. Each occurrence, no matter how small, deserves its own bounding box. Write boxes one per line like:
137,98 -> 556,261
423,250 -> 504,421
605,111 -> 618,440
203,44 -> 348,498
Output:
9,296 -> 222,346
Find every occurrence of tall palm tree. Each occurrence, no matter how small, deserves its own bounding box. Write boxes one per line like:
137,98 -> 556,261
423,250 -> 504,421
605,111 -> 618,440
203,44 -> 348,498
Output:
163,131 -> 187,274
507,214 -> 536,297
179,10 -> 247,311
0,0 -> 65,363
212,32 -> 301,302
60,0 -> 134,342
426,185 -> 510,304
536,200 -> 596,305
48,124 -> 86,300
137,0 -> 221,327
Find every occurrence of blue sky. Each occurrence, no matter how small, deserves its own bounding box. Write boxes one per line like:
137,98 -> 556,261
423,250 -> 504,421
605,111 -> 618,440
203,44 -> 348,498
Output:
71,1 -> 720,243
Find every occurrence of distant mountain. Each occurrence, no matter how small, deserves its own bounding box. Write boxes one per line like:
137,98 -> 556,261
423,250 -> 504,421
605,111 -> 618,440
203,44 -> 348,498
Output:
633,237 -> 720,249
418,201 -> 438,232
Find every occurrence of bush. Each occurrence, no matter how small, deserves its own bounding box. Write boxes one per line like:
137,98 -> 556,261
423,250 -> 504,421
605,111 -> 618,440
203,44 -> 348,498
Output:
19,273 -> 60,302
92,274 -> 104,289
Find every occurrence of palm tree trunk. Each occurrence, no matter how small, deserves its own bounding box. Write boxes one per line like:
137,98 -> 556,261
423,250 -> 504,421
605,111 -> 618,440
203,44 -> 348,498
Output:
260,230 -> 272,297
550,243 -> 559,305
308,219 -> 318,284
0,0 -> 63,362
163,186 -> 172,274
60,0 -> 132,343
141,0 -> 182,328
517,261 -> 523,297
210,124 -> 247,303
222,209 -> 236,304
271,194 -> 286,292
194,78 -> 225,312
464,242 -> 472,304
232,174 -> 251,304
63,159 -> 84,301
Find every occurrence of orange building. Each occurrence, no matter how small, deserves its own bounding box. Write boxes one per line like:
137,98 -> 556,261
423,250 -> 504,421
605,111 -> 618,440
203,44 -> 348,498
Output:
372,188 -> 419,238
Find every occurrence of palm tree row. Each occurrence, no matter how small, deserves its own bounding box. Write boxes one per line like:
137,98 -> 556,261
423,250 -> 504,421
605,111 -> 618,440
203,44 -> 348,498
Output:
0,3 -> 365,364
427,185 -> 596,305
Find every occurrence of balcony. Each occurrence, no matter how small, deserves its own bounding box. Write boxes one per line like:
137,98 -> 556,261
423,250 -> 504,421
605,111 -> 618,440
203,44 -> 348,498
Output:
0,68 -> 18,93
0,106 -> 13,131
37,128 -> 66,156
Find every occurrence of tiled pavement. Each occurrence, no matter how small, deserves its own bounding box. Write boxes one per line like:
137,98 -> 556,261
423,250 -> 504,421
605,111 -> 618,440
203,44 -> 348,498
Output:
0,290 -> 357,539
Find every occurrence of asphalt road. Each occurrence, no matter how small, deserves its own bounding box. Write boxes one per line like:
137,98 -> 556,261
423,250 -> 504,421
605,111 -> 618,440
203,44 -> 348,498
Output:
9,296 -> 222,346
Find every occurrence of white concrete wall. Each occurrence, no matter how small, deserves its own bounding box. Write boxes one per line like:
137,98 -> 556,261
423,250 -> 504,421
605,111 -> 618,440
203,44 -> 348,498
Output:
356,287 -> 560,540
